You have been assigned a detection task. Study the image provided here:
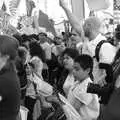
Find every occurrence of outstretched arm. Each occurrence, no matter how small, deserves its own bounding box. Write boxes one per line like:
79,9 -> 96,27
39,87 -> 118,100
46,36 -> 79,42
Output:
59,0 -> 84,40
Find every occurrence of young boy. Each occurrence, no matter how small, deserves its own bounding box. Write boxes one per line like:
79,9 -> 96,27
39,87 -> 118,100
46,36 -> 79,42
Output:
46,54 -> 100,120
67,54 -> 100,120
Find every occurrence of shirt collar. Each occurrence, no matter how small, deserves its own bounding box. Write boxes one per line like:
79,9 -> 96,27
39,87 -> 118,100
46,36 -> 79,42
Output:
90,34 -> 106,46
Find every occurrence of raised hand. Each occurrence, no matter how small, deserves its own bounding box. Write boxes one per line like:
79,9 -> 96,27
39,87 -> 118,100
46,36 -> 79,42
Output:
59,0 -> 68,9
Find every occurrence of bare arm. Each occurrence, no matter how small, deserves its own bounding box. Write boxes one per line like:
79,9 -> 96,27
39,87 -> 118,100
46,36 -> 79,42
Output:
59,0 -> 84,40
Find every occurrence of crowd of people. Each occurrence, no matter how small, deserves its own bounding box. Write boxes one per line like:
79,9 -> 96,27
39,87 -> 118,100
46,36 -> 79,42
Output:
0,0 -> 120,120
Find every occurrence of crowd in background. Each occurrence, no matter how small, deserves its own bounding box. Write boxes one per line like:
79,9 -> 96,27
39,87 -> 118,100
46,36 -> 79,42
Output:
1,0 -> 120,120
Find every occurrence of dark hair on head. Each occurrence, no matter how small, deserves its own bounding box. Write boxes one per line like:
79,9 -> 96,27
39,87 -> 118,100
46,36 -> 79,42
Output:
29,41 -> 46,62
0,35 -> 19,60
62,48 -> 79,59
74,54 -> 93,75
13,33 -> 23,45
115,24 -> 120,32
18,46 -> 27,58
21,34 -> 30,43
38,32 -> 47,37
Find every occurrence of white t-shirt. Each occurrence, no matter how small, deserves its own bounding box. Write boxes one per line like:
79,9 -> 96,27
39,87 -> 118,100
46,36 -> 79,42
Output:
63,74 -> 75,96
67,78 -> 100,120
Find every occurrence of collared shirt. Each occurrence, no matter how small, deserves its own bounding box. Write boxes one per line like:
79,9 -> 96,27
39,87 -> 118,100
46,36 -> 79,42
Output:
67,78 -> 99,120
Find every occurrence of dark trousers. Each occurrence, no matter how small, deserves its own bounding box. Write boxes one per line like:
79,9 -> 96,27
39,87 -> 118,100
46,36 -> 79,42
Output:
25,96 -> 36,120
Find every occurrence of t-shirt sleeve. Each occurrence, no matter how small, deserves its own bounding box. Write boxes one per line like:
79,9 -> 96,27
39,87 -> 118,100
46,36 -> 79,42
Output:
99,43 -> 116,64
73,85 -> 93,105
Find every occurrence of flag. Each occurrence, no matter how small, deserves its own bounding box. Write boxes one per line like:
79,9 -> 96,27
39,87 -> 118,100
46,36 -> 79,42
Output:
86,0 -> 110,11
38,10 -> 56,35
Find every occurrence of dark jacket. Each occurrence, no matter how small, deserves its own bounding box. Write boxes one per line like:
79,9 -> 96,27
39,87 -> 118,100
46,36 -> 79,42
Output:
102,87 -> 120,120
0,64 -> 21,120
87,63 -> 114,105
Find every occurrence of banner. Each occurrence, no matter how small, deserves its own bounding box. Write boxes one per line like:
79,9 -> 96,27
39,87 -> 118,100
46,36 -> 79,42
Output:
86,0 -> 110,11
71,0 -> 85,20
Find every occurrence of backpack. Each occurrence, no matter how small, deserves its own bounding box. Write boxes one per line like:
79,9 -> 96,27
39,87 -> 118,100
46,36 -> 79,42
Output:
95,40 -> 108,62
95,40 -> 120,81
87,40 -> 120,104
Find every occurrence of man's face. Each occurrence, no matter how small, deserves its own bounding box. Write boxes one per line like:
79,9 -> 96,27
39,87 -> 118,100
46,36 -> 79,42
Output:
73,62 -> 89,82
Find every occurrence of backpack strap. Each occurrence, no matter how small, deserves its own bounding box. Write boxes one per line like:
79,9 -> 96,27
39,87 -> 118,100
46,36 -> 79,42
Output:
95,40 -> 108,62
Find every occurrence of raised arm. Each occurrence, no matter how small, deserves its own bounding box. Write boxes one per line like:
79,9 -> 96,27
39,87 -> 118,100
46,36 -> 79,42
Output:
59,0 -> 84,39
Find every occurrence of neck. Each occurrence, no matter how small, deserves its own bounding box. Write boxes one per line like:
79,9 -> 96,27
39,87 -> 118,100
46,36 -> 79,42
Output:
78,76 -> 89,83
90,32 -> 99,41
68,69 -> 73,74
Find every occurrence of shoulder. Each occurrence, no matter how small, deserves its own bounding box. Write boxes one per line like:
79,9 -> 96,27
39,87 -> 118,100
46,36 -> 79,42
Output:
101,42 -> 115,50
74,78 -> 92,93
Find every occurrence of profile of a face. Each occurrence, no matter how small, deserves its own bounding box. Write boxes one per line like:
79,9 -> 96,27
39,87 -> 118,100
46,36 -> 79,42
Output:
63,54 -> 74,70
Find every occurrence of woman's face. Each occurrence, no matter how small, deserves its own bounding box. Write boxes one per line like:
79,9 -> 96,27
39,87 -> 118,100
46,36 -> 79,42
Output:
63,54 -> 74,70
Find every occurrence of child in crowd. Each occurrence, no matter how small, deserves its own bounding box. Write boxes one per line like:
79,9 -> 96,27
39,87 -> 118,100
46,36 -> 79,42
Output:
47,54 -> 100,120
68,54 -> 100,120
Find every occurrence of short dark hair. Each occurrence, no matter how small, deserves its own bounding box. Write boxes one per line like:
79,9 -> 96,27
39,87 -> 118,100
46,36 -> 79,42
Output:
0,35 -> 19,60
74,54 -> 93,75
62,48 -> 79,59
29,41 -> 46,62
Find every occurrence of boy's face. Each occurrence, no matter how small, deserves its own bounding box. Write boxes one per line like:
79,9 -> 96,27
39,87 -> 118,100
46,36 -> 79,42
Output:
73,62 -> 89,82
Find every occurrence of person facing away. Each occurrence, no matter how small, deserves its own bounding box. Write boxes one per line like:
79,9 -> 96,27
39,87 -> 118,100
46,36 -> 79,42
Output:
67,54 -> 100,120
0,35 -> 21,120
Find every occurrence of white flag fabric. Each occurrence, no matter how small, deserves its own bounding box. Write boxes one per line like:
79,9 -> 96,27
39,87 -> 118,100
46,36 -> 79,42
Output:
71,0 -> 85,20
86,0 -> 110,11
